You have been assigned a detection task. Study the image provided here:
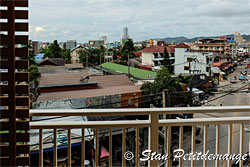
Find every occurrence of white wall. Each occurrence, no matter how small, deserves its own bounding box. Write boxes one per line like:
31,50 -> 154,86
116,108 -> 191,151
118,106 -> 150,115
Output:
175,48 -> 210,75
142,52 -> 153,66
174,48 -> 186,74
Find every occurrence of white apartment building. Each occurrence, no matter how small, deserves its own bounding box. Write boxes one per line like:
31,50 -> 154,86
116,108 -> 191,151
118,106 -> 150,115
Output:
141,46 -> 175,71
175,43 -> 213,76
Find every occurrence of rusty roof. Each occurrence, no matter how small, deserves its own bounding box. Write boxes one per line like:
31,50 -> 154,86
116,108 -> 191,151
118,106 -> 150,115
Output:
38,72 -> 89,86
37,74 -> 141,102
36,85 -> 141,102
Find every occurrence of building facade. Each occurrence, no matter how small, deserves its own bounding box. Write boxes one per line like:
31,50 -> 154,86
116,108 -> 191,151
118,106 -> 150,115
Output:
175,43 -> 213,76
66,40 -> 77,50
70,46 -> 85,64
141,46 -> 175,71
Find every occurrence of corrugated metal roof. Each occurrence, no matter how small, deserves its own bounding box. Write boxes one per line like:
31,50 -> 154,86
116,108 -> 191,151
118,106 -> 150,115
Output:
39,72 -> 89,86
36,85 -> 141,102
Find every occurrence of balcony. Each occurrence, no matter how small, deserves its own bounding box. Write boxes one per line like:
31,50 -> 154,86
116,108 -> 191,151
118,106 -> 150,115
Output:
29,106 -> 250,167
153,57 -> 164,61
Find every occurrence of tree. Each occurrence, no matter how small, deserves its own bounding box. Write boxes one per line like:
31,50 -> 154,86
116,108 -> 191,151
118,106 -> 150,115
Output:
141,67 -> 183,107
98,45 -> 105,65
121,38 -> 135,61
43,40 -> 62,58
62,49 -> 71,63
29,65 -> 40,86
162,46 -> 174,74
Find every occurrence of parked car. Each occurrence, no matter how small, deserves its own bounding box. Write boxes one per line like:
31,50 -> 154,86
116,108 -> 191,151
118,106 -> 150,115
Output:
230,78 -> 237,83
239,74 -> 244,80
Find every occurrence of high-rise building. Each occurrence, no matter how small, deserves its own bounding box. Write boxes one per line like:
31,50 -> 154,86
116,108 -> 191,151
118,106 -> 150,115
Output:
66,40 -> 77,50
100,36 -> 108,44
122,27 -> 129,39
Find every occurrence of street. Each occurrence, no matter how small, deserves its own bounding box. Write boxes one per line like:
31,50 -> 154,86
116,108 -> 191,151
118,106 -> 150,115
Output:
181,65 -> 250,167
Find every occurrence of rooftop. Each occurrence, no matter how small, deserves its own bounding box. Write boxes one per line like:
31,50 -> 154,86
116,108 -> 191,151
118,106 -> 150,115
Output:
38,72 -> 90,86
139,46 -> 175,53
38,57 -> 66,66
175,43 -> 190,48
100,62 -> 157,79
36,74 -> 141,102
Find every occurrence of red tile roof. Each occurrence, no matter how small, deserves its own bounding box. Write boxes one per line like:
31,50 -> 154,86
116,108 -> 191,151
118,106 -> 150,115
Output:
175,43 -> 190,48
134,52 -> 142,56
140,46 -> 175,53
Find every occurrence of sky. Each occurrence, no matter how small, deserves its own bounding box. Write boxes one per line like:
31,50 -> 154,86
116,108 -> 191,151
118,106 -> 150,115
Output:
29,0 -> 250,43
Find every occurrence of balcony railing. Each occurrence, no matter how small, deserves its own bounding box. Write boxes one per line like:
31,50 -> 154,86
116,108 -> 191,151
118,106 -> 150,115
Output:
30,106 -> 250,167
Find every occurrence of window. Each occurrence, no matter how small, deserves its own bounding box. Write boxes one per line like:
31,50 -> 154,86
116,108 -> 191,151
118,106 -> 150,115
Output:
206,67 -> 210,72
184,66 -> 190,70
153,53 -> 158,58
200,75 -> 205,80
187,58 -> 192,62
206,58 -> 209,64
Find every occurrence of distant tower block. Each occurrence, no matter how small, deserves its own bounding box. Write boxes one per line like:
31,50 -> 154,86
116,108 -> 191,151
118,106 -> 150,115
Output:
123,27 -> 129,39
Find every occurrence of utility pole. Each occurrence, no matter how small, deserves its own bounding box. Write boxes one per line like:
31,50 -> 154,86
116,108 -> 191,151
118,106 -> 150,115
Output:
86,53 -> 88,69
127,51 -> 130,78
162,89 -> 171,167
188,58 -> 192,74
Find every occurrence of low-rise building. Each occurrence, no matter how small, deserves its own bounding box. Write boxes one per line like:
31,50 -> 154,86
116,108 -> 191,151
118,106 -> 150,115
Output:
140,45 -> 175,71
175,43 -> 213,76
35,73 -> 142,109
70,46 -> 85,64
89,40 -> 104,48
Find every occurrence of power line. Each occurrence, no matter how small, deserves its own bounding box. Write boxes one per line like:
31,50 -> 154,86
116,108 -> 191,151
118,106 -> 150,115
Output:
207,83 -> 250,103
31,93 -> 163,122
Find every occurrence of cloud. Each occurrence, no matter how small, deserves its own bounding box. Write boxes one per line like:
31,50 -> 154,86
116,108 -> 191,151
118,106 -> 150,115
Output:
29,0 -> 250,42
34,27 -> 44,32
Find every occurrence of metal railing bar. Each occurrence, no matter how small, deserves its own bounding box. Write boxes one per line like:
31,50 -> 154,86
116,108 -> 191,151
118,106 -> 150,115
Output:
68,129 -> 71,167
228,124 -> 232,167
191,125 -> 195,167
215,124 -> 220,167
53,129 -> 57,167
167,126 -> 171,167
81,128 -> 85,167
95,128 -> 99,167
203,125 -> 208,167
179,126 -> 183,167
159,117 -> 250,126
30,120 -> 150,129
109,128 -> 112,167
30,117 -> 250,129
122,128 -> 126,167
136,127 -> 139,167
39,129 -> 43,167
239,124 -> 244,167
30,106 -> 250,116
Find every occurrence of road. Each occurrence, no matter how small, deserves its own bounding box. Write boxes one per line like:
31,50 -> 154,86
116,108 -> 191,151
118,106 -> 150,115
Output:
181,65 -> 250,167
